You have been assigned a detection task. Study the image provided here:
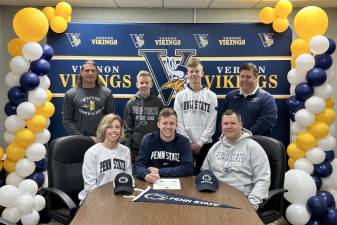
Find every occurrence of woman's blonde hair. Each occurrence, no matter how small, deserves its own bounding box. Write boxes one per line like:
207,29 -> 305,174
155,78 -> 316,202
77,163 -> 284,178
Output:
96,114 -> 124,143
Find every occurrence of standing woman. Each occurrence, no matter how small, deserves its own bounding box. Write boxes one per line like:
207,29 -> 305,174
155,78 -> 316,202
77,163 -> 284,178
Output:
78,114 -> 132,201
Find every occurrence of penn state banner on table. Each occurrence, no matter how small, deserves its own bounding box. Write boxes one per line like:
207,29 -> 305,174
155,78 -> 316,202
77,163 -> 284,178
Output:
47,23 -> 292,145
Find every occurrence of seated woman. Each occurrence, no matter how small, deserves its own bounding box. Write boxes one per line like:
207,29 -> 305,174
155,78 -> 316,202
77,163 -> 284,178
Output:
79,114 -> 132,201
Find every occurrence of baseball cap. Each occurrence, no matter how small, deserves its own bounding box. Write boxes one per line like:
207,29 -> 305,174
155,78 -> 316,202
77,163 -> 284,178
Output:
195,170 -> 219,192
113,172 -> 135,195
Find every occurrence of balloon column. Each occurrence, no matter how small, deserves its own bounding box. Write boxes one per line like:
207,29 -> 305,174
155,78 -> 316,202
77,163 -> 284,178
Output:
42,2 -> 72,33
285,6 -> 337,225
1,2 -> 71,224
259,0 -> 292,33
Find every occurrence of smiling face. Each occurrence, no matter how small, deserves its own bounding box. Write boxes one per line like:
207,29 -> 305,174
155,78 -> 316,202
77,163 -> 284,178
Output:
136,75 -> 153,97
103,119 -> 122,144
222,113 -> 242,144
239,69 -> 257,95
187,64 -> 203,86
80,63 -> 98,88
157,115 -> 177,141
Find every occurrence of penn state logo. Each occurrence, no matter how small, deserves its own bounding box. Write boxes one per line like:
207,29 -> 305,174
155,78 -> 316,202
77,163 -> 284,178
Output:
130,34 -> 145,48
144,193 -> 168,201
258,33 -> 274,48
66,33 -> 81,47
193,34 -> 208,48
139,49 -> 196,105
202,174 -> 212,182
118,176 -> 128,184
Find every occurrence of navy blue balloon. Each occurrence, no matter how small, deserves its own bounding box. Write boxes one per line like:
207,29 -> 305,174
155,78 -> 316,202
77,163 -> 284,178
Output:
307,195 -> 328,217
41,44 -> 54,61
27,171 -> 45,187
7,86 -> 27,105
20,72 -> 40,91
30,59 -> 50,76
318,191 -> 336,208
312,175 -> 322,190
321,208 -> 337,225
0,175 -> 5,188
315,54 -> 333,70
287,96 -> 305,112
295,82 -> 314,101
35,157 -> 47,172
306,219 -> 321,225
325,151 -> 335,163
325,38 -> 336,55
4,102 -> 17,116
314,162 -> 333,178
306,68 -> 327,86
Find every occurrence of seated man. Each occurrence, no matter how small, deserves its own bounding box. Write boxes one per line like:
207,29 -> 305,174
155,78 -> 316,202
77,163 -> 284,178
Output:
135,108 -> 193,183
202,109 -> 270,209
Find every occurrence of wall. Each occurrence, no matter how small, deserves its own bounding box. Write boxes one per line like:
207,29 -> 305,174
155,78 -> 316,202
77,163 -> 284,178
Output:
0,6 -> 336,147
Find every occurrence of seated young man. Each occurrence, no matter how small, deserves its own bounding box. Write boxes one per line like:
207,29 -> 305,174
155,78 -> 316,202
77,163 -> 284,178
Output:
135,108 -> 193,184
202,109 -> 271,209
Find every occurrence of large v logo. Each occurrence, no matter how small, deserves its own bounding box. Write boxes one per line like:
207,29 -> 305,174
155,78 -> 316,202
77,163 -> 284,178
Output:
139,49 -> 196,106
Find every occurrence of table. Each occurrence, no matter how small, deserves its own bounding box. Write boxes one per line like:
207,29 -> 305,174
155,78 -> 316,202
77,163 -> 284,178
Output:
70,177 -> 264,225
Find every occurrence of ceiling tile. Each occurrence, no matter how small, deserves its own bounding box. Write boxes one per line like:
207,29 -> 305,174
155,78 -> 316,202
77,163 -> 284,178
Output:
115,0 -> 162,8
209,0 -> 260,8
164,0 -> 211,8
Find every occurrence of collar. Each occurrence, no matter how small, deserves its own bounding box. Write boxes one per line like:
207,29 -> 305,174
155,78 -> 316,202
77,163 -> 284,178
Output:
239,85 -> 259,97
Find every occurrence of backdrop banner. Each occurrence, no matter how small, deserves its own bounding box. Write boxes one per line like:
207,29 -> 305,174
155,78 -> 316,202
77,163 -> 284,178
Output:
47,22 -> 291,144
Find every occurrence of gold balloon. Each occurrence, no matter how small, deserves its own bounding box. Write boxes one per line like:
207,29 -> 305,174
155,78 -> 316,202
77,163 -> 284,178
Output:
6,143 -> 26,162
294,6 -> 328,40
259,7 -> 275,24
291,56 -> 296,68
66,15 -> 72,22
4,159 -> 16,173
27,114 -> 47,133
0,161 -> 3,172
275,0 -> 292,18
13,7 -> 49,42
47,90 -> 53,101
55,2 -> 72,18
326,98 -> 335,108
36,101 -> 55,118
296,132 -> 317,150
308,121 -> 329,139
50,16 -> 68,33
290,39 -> 309,56
316,108 -> 336,125
288,158 -> 295,169
15,128 -> 35,148
287,143 -> 306,159
272,17 -> 289,33
0,146 -> 4,160
7,38 -> 26,56
42,6 -> 55,21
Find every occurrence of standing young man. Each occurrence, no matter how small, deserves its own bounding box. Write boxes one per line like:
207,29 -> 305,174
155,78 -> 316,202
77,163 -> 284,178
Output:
135,108 -> 193,184
174,58 -> 218,174
123,70 -> 164,162
62,60 -> 114,142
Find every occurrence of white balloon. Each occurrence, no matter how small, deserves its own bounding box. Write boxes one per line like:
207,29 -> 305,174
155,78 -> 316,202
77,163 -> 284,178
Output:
16,159 -> 36,178
295,53 -> 315,73
22,42 -> 43,61
4,130 -> 15,144
6,172 -> 24,187
20,209 -> 39,225
2,206 -> 21,223
294,109 -> 315,127
294,158 -> 314,174
322,176 -> 335,189
285,203 -> 311,225
291,135 -> 297,143
318,135 -> 336,151
305,96 -> 326,114
26,143 -> 46,162
290,85 -> 296,96
330,124 -> 336,136
17,195 -> 34,214
0,185 -> 19,208
34,195 -> 46,211
18,179 -> 38,197
309,35 -> 329,55
290,122 -> 306,135
38,75 -> 50,90
28,87 -> 47,106
46,118 -> 50,128
5,71 -> 21,88
314,83 -> 333,100
9,56 -> 30,75
306,147 -> 325,164
5,115 -> 26,133
287,69 -> 307,85
35,129 -> 50,144
16,102 -> 36,120
284,169 -> 317,204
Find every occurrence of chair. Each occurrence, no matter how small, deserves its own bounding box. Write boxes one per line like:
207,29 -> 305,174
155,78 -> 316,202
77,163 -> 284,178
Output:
249,135 -> 287,224
43,135 -> 95,225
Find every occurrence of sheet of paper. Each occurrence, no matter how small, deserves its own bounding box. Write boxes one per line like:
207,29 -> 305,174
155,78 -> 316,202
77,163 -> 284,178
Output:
153,178 -> 181,190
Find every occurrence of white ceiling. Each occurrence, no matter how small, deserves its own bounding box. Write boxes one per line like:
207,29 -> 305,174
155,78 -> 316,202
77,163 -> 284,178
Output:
0,0 -> 336,8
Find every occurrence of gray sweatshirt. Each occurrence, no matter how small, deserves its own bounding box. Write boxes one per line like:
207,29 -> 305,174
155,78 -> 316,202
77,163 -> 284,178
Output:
62,86 -> 113,136
123,92 -> 164,152
201,130 -> 270,209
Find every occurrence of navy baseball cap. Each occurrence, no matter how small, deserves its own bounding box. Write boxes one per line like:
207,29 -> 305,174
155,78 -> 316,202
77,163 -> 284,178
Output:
195,170 -> 219,192
113,172 -> 134,195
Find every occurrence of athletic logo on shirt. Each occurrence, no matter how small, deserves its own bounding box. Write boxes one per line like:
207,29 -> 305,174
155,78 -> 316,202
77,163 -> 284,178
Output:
150,151 -> 180,162
79,96 -> 104,116
113,158 -> 126,171
183,100 -> 210,113
100,159 -> 111,173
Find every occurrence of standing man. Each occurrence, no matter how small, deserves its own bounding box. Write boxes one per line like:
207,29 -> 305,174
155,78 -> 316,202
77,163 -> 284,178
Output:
174,58 -> 218,174
222,63 -> 277,136
202,109 -> 270,209
123,70 -> 164,163
62,60 -> 114,142
135,108 -> 193,184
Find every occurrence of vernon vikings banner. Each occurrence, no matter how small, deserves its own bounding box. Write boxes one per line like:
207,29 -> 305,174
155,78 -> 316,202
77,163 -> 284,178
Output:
47,23 -> 291,144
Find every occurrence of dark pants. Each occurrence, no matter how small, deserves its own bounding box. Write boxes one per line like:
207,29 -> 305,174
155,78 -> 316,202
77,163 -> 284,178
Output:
193,143 -> 213,175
